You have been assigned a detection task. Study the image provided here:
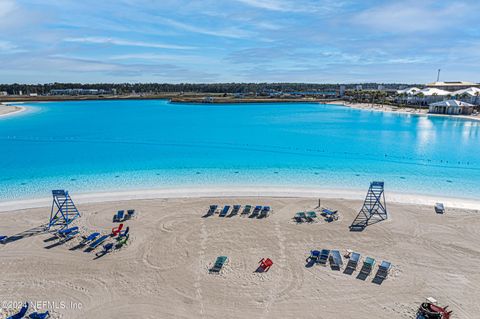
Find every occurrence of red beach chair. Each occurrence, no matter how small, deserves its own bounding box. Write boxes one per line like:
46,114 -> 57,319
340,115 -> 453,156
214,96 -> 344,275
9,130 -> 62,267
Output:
259,258 -> 273,272
112,223 -> 124,236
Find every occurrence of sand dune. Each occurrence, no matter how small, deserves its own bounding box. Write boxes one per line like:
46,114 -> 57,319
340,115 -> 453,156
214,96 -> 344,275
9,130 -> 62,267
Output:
1,196 -> 479,318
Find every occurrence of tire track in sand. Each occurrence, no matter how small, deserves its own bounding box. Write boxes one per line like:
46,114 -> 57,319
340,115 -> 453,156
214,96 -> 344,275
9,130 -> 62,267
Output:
194,217 -> 208,317
261,220 -> 287,318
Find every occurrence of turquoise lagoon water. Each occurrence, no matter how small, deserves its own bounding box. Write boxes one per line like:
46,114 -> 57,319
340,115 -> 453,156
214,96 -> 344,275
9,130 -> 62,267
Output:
0,100 -> 479,201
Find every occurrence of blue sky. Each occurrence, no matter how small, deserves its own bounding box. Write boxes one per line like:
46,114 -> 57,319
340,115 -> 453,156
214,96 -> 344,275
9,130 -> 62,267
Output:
0,0 -> 479,84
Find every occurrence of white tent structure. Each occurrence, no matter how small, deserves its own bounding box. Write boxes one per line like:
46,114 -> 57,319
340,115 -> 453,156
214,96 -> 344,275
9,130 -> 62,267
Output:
418,88 -> 451,96
429,99 -> 474,115
397,87 -> 421,95
452,87 -> 480,97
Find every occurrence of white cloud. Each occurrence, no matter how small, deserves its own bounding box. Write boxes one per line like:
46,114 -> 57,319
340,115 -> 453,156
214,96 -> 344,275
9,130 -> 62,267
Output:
156,17 -> 253,39
63,37 -> 195,50
352,2 -> 473,33
0,0 -> 16,18
0,40 -> 17,51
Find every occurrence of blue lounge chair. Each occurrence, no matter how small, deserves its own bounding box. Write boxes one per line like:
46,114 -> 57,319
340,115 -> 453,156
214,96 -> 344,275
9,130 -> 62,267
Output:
7,302 -> 28,319
230,205 -> 241,216
119,226 -> 130,238
0,235 -> 7,243
376,260 -> 392,279
210,256 -> 228,272
250,206 -> 262,218
219,205 -> 230,217
103,243 -> 114,252
206,205 -> 217,216
29,311 -> 50,319
309,250 -> 321,263
113,210 -> 124,222
294,212 -> 306,223
360,257 -> 376,276
346,252 -> 361,270
89,235 -> 110,249
319,249 -> 330,264
57,226 -> 79,237
63,230 -> 79,241
330,250 -> 343,269
126,209 -> 136,219
81,232 -> 100,244
258,206 -> 271,218
322,209 -> 338,222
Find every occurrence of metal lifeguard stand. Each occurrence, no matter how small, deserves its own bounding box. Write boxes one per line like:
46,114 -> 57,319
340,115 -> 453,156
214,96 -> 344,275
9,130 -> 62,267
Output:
48,190 -> 81,229
350,181 -> 388,231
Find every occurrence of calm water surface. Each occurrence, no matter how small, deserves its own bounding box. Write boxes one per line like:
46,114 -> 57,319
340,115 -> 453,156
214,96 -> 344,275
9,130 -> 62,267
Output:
0,100 -> 479,200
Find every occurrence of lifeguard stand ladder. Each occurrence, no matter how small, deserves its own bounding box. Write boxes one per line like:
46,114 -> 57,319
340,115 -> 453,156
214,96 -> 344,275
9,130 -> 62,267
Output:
48,190 -> 81,230
349,181 -> 388,231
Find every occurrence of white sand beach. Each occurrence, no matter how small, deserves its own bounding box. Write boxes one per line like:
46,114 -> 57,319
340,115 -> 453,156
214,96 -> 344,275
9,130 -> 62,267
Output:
1,190 -> 479,318
332,101 -> 480,122
0,103 -> 26,118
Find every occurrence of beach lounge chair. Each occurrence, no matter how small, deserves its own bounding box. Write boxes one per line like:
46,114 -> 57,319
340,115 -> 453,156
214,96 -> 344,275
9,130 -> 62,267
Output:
28,311 -> 50,319
119,226 -> 129,238
103,243 -> 114,252
318,249 -> 330,265
305,211 -> 317,222
376,260 -> 392,279
210,256 -> 228,272
330,250 -> 343,269
258,258 -> 273,272
435,203 -> 445,214
250,206 -> 262,218
89,235 -> 110,249
322,208 -> 338,222
125,209 -> 136,220
294,212 -> 306,223
7,302 -> 28,319
0,235 -> 7,243
360,257 -> 376,276
346,252 -> 361,270
112,223 -> 124,236
116,234 -> 129,248
258,206 -> 271,218
219,205 -> 230,217
308,250 -> 321,263
56,226 -> 79,237
242,205 -> 252,216
206,205 -> 217,216
81,232 -> 100,244
113,210 -> 124,222
230,205 -> 241,216
62,229 -> 79,241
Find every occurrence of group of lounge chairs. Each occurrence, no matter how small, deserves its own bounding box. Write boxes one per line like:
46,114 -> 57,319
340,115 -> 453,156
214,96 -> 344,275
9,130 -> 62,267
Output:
294,209 -> 338,223
6,302 -> 49,319
49,219 -> 130,256
209,256 -> 273,273
307,249 -> 392,281
113,209 -> 135,222
206,205 -> 271,219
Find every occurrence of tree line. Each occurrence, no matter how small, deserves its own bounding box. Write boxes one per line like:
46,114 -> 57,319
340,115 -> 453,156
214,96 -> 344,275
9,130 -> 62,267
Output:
0,82 -> 416,95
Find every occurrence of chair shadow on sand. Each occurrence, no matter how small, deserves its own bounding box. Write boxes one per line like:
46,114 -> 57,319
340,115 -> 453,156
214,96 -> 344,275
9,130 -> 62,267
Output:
255,266 -> 266,273
2,224 -> 49,245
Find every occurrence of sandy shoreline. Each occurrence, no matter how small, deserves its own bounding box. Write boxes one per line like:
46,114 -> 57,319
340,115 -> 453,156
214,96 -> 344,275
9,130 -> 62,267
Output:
1,186 -> 479,212
331,101 -> 480,122
1,194 -> 479,318
0,103 -> 26,118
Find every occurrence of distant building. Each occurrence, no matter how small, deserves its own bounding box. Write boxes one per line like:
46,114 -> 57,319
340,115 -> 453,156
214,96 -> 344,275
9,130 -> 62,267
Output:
377,85 -> 385,91
0,91 -> 7,96
425,81 -> 480,92
339,85 -> 346,97
355,85 -> 363,91
50,88 -> 109,95
29,93 -> 38,97
429,100 -> 474,115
